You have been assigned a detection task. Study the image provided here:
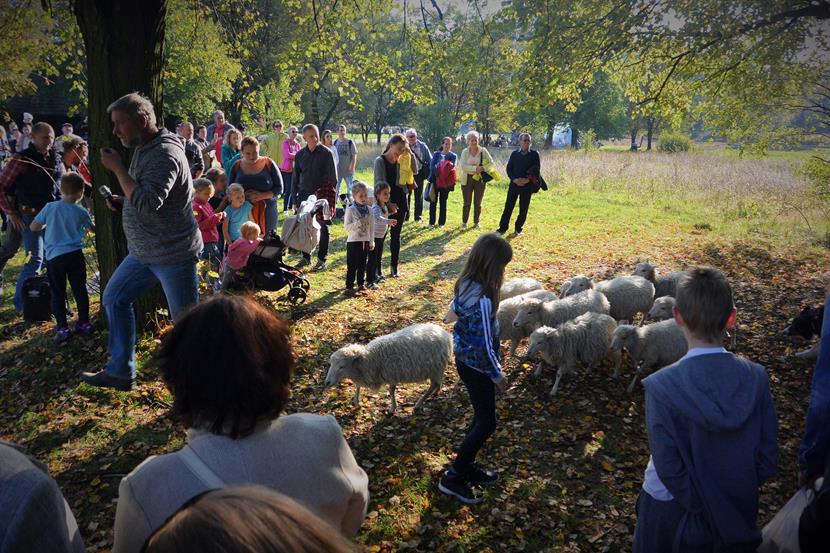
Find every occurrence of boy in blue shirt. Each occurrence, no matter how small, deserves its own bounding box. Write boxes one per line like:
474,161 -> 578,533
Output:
30,173 -> 94,343
633,266 -> 778,552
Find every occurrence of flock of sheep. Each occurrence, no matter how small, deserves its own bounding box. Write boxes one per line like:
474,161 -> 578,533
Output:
324,262 -> 692,414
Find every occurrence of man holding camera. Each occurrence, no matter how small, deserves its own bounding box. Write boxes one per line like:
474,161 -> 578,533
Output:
80,93 -> 201,391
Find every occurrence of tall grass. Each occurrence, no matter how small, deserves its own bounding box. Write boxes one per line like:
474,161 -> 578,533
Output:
353,145 -> 827,245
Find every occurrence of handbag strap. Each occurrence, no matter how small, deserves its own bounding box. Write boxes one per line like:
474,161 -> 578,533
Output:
179,445 -> 226,489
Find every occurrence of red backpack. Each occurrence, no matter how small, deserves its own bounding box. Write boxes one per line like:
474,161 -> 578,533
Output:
435,159 -> 457,190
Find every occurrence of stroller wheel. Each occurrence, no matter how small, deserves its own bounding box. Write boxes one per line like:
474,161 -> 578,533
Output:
287,286 -> 307,306
299,277 -> 310,291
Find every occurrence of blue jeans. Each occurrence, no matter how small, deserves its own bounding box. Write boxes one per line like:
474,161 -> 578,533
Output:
102,254 -> 198,380
337,174 -> 354,199
13,213 -> 44,311
800,294 -> 830,477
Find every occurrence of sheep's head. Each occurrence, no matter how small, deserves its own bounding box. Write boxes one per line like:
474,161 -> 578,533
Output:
610,325 -> 637,352
325,345 -> 365,387
648,296 -> 676,321
633,262 -> 656,282
527,326 -> 557,359
514,298 -> 543,328
562,275 -> 593,296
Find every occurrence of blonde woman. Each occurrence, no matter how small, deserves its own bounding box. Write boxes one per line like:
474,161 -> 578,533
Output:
458,131 -> 494,227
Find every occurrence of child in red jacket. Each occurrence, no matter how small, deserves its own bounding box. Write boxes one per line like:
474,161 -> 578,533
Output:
192,178 -> 226,271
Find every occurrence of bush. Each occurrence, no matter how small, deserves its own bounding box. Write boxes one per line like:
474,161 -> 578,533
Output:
657,132 -> 693,153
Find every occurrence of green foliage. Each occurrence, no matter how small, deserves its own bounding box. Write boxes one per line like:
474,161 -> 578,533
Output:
657,132 -> 693,153
0,1 -> 54,102
163,0 -> 241,122
246,80 -> 304,131
416,100 -> 457,148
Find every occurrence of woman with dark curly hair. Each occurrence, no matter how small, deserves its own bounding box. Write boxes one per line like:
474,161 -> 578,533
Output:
112,295 -> 369,553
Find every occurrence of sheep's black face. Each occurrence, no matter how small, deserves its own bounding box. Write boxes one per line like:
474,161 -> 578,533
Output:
786,306 -> 824,340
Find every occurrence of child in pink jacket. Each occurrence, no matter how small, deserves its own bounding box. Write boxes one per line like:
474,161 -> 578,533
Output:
221,221 -> 262,290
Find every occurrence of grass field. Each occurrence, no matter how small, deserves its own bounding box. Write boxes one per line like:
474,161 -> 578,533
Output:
1,148 -> 828,552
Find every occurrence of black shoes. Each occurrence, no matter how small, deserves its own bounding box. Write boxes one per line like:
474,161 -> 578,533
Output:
295,258 -> 310,268
439,470 -> 484,504
467,463 -> 499,485
496,228 -> 507,234
390,269 -> 400,278
80,370 -> 134,391
313,260 -> 327,271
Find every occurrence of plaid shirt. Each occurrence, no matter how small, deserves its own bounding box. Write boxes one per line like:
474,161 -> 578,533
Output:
315,182 -> 336,225
0,154 -> 27,214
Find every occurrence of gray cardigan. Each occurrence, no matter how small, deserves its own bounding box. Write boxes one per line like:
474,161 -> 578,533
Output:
112,413 -> 369,553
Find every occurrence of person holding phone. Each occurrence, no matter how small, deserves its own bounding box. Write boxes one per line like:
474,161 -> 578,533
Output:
80,93 -> 201,391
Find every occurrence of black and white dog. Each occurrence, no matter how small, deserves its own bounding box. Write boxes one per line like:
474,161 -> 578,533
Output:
785,305 -> 824,359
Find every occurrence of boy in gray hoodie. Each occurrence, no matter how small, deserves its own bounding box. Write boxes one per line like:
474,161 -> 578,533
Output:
633,267 -> 778,552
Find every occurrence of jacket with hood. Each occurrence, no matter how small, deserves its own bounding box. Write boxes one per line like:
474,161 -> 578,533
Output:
124,129 -> 202,265
641,351 -> 778,551
450,280 -> 503,383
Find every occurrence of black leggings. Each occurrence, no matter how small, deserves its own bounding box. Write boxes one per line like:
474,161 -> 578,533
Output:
366,237 -> 385,284
47,249 -> 89,327
389,208 -> 405,272
429,187 -> 451,226
345,241 -> 369,288
452,360 -> 497,476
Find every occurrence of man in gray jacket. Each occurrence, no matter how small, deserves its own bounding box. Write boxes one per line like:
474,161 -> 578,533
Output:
81,93 -> 202,391
405,128 -> 431,222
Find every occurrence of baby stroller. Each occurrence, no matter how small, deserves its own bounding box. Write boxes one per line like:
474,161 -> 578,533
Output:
227,230 -> 310,305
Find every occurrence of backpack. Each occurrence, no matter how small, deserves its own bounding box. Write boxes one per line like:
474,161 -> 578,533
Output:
435,159 -> 457,190
23,274 -> 52,322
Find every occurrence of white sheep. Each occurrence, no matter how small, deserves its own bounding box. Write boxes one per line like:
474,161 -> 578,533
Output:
501,277 -> 545,300
562,275 -> 655,322
632,262 -> 688,298
512,289 -> 611,332
526,312 -> 619,398
648,296 -> 676,321
609,320 -> 688,393
325,323 -> 452,414
498,290 -> 558,355
443,277 -> 546,324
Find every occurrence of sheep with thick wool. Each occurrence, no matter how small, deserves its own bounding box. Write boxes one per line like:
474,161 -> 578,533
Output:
526,312 -> 619,398
325,323 -> 452,414
443,277 -> 546,324
632,262 -> 688,298
497,290 -> 559,356
610,319 -> 688,393
648,296 -> 676,321
512,290 -> 611,332
562,275 -> 655,322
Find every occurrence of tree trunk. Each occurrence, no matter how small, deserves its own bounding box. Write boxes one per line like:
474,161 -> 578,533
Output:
570,126 -> 580,149
74,0 -> 168,329
543,124 -> 554,149
630,127 -> 639,151
646,118 -> 655,150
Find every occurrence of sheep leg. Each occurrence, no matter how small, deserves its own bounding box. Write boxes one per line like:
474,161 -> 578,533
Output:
387,384 -> 397,415
414,382 -> 440,410
548,370 -> 565,399
352,386 -> 361,407
533,362 -> 545,379
509,339 -> 518,357
611,351 -> 623,378
627,365 -> 644,394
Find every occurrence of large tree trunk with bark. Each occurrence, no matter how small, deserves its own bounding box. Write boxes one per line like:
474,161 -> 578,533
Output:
74,0 -> 168,329
570,126 -> 580,149
630,127 -> 639,151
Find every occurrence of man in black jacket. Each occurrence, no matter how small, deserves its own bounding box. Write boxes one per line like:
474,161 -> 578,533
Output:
497,133 -> 542,236
0,122 -> 62,313
293,124 -> 337,269
405,128 -> 432,222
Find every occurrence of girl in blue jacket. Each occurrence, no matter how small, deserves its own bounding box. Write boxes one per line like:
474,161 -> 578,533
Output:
439,233 -> 512,504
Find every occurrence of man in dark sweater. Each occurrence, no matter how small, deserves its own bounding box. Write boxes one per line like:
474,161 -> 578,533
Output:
0,122 -> 63,313
293,124 -> 337,269
497,132 -> 542,236
81,93 -> 201,391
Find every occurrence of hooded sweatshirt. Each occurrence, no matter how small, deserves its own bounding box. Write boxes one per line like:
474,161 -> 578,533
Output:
641,351 -> 778,550
124,129 -> 202,265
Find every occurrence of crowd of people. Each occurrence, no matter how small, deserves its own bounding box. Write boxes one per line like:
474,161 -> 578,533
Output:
0,93 -> 828,552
